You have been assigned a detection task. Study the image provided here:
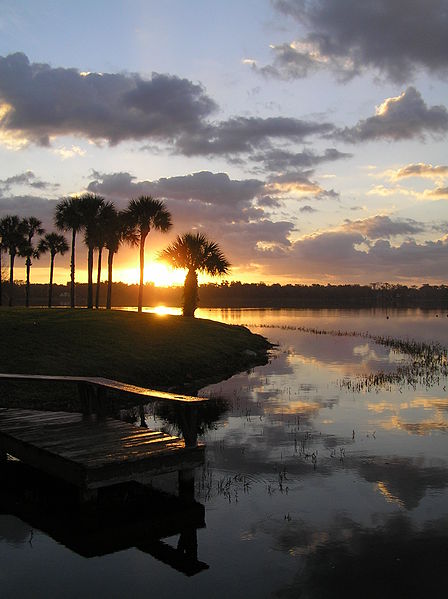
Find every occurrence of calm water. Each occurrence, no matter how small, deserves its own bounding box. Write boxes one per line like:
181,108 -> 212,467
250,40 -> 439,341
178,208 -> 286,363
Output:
1,308 -> 448,598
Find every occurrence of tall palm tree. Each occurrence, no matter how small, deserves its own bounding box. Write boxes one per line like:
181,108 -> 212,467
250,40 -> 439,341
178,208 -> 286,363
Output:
0,218 -> 6,306
38,233 -> 69,308
103,209 -> 137,309
124,196 -> 172,313
78,193 -> 105,309
161,232 -> 230,317
0,215 -> 27,306
21,217 -> 45,307
55,196 -> 83,308
91,201 -> 116,309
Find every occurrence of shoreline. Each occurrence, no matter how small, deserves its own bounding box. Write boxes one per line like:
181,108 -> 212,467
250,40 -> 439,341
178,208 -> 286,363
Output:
0,308 -> 271,410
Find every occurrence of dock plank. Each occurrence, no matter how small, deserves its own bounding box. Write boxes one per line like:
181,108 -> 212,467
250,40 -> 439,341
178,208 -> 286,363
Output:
0,408 -> 204,492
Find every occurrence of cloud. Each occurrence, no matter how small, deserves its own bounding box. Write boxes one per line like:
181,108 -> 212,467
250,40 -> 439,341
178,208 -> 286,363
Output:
343,215 -> 426,238
425,187 -> 448,198
174,116 -> 334,156
88,170 -> 266,208
386,163 -> 448,181
86,169 -> 297,269
300,205 -> 318,213
250,147 -> 351,172
0,194 -> 57,230
337,88 -> 448,143
0,52 -> 335,156
0,52 -> 217,146
266,0 -> 448,82
0,170 -> 57,194
271,230 -> 448,282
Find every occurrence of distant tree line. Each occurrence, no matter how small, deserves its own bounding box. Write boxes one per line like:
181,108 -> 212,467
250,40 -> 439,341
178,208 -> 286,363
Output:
6,281 -> 448,309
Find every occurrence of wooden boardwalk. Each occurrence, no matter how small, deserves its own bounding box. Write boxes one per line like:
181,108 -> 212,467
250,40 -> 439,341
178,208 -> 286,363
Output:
0,374 -> 206,501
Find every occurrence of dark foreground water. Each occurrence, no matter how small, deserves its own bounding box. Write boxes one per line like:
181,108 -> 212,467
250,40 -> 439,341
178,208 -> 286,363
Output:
1,308 -> 447,598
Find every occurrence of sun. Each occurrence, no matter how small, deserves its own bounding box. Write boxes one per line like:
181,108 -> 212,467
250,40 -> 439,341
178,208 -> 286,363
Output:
114,262 -> 186,287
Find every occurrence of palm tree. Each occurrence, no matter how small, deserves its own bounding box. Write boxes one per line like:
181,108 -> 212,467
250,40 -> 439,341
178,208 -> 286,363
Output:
161,232 -> 230,317
0,215 -> 28,306
92,201 -> 116,309
103,209 -> 137,310
21,217 -> 45,307
55,196 -> 83,308
124,196 -> 172,313
0,219 -> 6,306
78,193 -> 105,309
38,233 -> 69,307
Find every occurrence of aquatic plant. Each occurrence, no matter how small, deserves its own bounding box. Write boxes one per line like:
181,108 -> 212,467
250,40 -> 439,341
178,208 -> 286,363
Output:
244,322 -> 448,392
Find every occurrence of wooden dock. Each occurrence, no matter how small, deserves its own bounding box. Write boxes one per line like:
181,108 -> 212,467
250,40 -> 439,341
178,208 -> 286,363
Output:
0,374 -> 206,502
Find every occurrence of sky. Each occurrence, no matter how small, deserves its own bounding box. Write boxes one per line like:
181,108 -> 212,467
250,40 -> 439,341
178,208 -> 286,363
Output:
1,0 -> 448,287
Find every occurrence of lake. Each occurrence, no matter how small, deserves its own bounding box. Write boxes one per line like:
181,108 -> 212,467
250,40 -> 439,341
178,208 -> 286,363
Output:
1,308 -> 447,598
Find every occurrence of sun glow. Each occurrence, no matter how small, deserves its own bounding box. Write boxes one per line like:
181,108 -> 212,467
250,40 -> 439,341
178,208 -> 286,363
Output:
114,262 -> 187,287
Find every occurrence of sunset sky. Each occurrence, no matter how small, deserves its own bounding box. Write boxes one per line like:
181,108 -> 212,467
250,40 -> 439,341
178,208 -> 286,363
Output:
1,0 -> 448,286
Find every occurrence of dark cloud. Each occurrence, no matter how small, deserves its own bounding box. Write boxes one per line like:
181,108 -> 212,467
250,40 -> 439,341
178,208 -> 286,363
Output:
0,53 -> 335,155
0,52 -> 217,146
175,116 -> 334,156
250,147 -> 351,172
268,0 -> 448,82
0,170 -> 56,192
0,195 -> 57,230
336,88 -> 448,143
300,205 -> 318,213
88,170 -> 266,207
344,215 -> 426,238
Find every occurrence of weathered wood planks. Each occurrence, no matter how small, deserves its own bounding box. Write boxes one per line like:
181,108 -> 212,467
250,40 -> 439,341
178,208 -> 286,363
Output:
0,408 -> 204,496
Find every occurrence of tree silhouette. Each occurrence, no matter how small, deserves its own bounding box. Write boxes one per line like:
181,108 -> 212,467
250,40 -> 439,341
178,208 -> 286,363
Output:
0,218 -> 6,306
21,217 -> 45,307
38,233 -> 69,307
124,196 -> 172,313
103,209 -> 138,309
78,193 -> 105,309
90,201 -> 116,309
0,215 -> 27,306
55,196 -> 83,308
161,232 -> 230,317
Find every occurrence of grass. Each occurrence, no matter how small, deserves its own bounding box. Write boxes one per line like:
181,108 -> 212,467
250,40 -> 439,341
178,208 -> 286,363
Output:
0,308 -> 270,409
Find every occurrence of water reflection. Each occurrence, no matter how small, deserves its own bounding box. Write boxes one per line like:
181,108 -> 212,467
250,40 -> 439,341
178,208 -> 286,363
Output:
0,461 -> 208,575
1,308 -> 448,597
268,513 -> 448,598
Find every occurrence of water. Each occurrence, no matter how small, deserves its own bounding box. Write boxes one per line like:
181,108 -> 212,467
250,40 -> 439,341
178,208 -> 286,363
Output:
1,308 -> 447,598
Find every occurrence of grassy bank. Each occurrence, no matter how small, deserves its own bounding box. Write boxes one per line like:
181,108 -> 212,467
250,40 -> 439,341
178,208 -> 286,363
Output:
0,308 -> 270,409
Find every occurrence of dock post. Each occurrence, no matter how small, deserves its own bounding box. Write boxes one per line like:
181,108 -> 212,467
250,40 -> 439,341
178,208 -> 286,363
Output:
178,468 -> 195,502
0,446 -> 6,464
79,487 -> 98,505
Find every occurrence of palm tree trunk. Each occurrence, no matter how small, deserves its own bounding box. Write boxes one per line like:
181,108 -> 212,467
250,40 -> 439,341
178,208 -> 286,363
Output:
95,246 -> 102,309
70,229 -> 76,308
106,249 -> 114,310
0,250 -> 3,307
137,234 -> 146,313
8,252 -> 15,307
48,253 -> 55,308
25,257 -> 31,308
183,269 -> 198,317
87,245 -> 94,309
